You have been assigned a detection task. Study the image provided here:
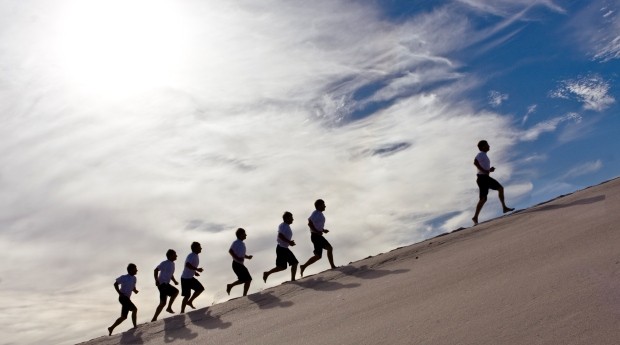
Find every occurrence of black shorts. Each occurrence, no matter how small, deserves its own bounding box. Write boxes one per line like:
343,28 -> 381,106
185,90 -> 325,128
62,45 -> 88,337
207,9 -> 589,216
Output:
477,174 -> 503,198
232,261 -> 252,282
311,233 -> 331,257
158,283 -> 179,303
275,245 -> 298,268
181,277 -> 205,297
118,295 -> 136,318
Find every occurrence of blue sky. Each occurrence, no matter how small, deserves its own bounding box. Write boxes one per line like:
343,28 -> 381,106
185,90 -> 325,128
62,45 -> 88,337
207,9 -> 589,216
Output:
0,1 -> 618,344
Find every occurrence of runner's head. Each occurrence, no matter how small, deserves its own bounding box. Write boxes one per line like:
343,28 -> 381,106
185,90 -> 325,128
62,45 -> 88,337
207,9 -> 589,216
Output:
235,228 -> 247,240
314,199 -> 326,211
127,263 -> 138,275
166,249 -> 177,261
283,211 -> 293,224
191,241 -> 202,254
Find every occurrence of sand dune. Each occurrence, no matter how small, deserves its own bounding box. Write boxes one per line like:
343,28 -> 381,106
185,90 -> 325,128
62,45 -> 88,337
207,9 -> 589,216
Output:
79,177 -> 620,345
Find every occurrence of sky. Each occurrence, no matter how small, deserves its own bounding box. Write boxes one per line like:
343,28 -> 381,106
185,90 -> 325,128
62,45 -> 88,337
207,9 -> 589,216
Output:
0,0 -> 618,344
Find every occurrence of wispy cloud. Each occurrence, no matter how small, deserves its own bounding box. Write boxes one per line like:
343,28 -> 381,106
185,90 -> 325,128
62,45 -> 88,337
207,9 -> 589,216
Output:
560,159 -> 604,180
522,104 -> 537,124
520,112 -> 582,141
489,90 -> 509,107
456,0 -> 565,17
549,74 -> 615,111
567,0 -> 620,62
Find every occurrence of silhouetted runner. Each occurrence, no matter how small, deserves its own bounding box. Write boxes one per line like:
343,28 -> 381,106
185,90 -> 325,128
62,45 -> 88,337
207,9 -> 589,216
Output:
151,249 -> 179,322
226,228 -> 253,296
300,199 -> 336,277
263,211 -> 298,283
108,263 -> 139,335
180,242 -> 205,313
472,140 -> 514,225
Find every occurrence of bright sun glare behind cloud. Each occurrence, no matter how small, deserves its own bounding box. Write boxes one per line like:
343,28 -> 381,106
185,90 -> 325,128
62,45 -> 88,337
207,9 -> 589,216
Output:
52,0 -> 190,96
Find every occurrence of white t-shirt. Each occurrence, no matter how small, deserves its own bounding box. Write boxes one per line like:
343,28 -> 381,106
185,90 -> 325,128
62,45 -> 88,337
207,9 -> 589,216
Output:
277,222 -> 293,248
308,210 -> 325,234
181,252 -> 200,279
156,260 -> 175,284
230,239 -> 246,263
116,274 -> 137,297
475,151 -> 491,175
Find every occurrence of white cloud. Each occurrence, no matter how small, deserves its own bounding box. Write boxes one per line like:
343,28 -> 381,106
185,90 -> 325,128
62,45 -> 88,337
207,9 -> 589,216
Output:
489,90 -> 509,107
456,0 -> 565,17
560,159 -> 604,180
520,112 -> 582,141
567,0 -> 620,62
550,74 -> 615,111
522,104 -> 537,124
594,35 -> 620,61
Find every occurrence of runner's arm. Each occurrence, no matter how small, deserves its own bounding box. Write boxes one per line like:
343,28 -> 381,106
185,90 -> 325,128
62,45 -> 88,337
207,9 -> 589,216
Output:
154,268 -> 160,285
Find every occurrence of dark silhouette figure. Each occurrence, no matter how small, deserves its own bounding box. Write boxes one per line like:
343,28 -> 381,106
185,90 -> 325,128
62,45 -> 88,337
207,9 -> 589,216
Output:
152,249 -> 180,322
226,228 -> 253,296
180,242 -> 205,313
108,263 -> 139,335
300,199 -> 336,277
472,140 -> 514,225
263,212 -> 299,282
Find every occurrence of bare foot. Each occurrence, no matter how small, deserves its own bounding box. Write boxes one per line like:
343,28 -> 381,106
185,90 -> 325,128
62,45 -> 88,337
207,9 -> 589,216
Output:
166,308 -> 175,314
300,264 -> 306,277
108,327 -> 113,336
503,207 -> 514,213
263,272 -> 268,283
226,284 -> 232,295
187,302 -> 196,309
472,217 -> 478,225
151,317 -> 157,322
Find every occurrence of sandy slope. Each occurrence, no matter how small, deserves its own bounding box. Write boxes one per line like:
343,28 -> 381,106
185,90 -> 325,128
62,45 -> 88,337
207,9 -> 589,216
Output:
80,177 -> 620,345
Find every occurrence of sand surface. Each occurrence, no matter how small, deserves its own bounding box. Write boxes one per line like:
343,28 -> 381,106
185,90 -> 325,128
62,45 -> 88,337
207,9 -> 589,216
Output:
80,177 -> 620,345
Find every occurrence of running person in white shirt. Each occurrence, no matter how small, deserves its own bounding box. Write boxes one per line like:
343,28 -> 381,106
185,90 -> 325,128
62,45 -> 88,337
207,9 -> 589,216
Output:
263,211 -> 298,283
108,263 -> 139,335
180,242 -> 205,313
151,249 -> 180,321
472,140 -> 514,225
226,228 -> 253,296
300,199 -> 336,277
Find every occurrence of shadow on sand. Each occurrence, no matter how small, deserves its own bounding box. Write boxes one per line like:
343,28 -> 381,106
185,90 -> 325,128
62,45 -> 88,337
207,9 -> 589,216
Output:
187,308 -> 232,330
161,308 -> 231,344
524,195 -> 605,213
119,328 -> 144,345
335,265 -> 409,280
162,314 -> 198,344
247,290 -> 294,309
292,276 -> 361,291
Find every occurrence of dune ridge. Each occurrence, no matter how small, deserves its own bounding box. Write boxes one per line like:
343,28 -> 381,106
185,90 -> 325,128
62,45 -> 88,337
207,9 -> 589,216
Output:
80,177 -> 620,345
